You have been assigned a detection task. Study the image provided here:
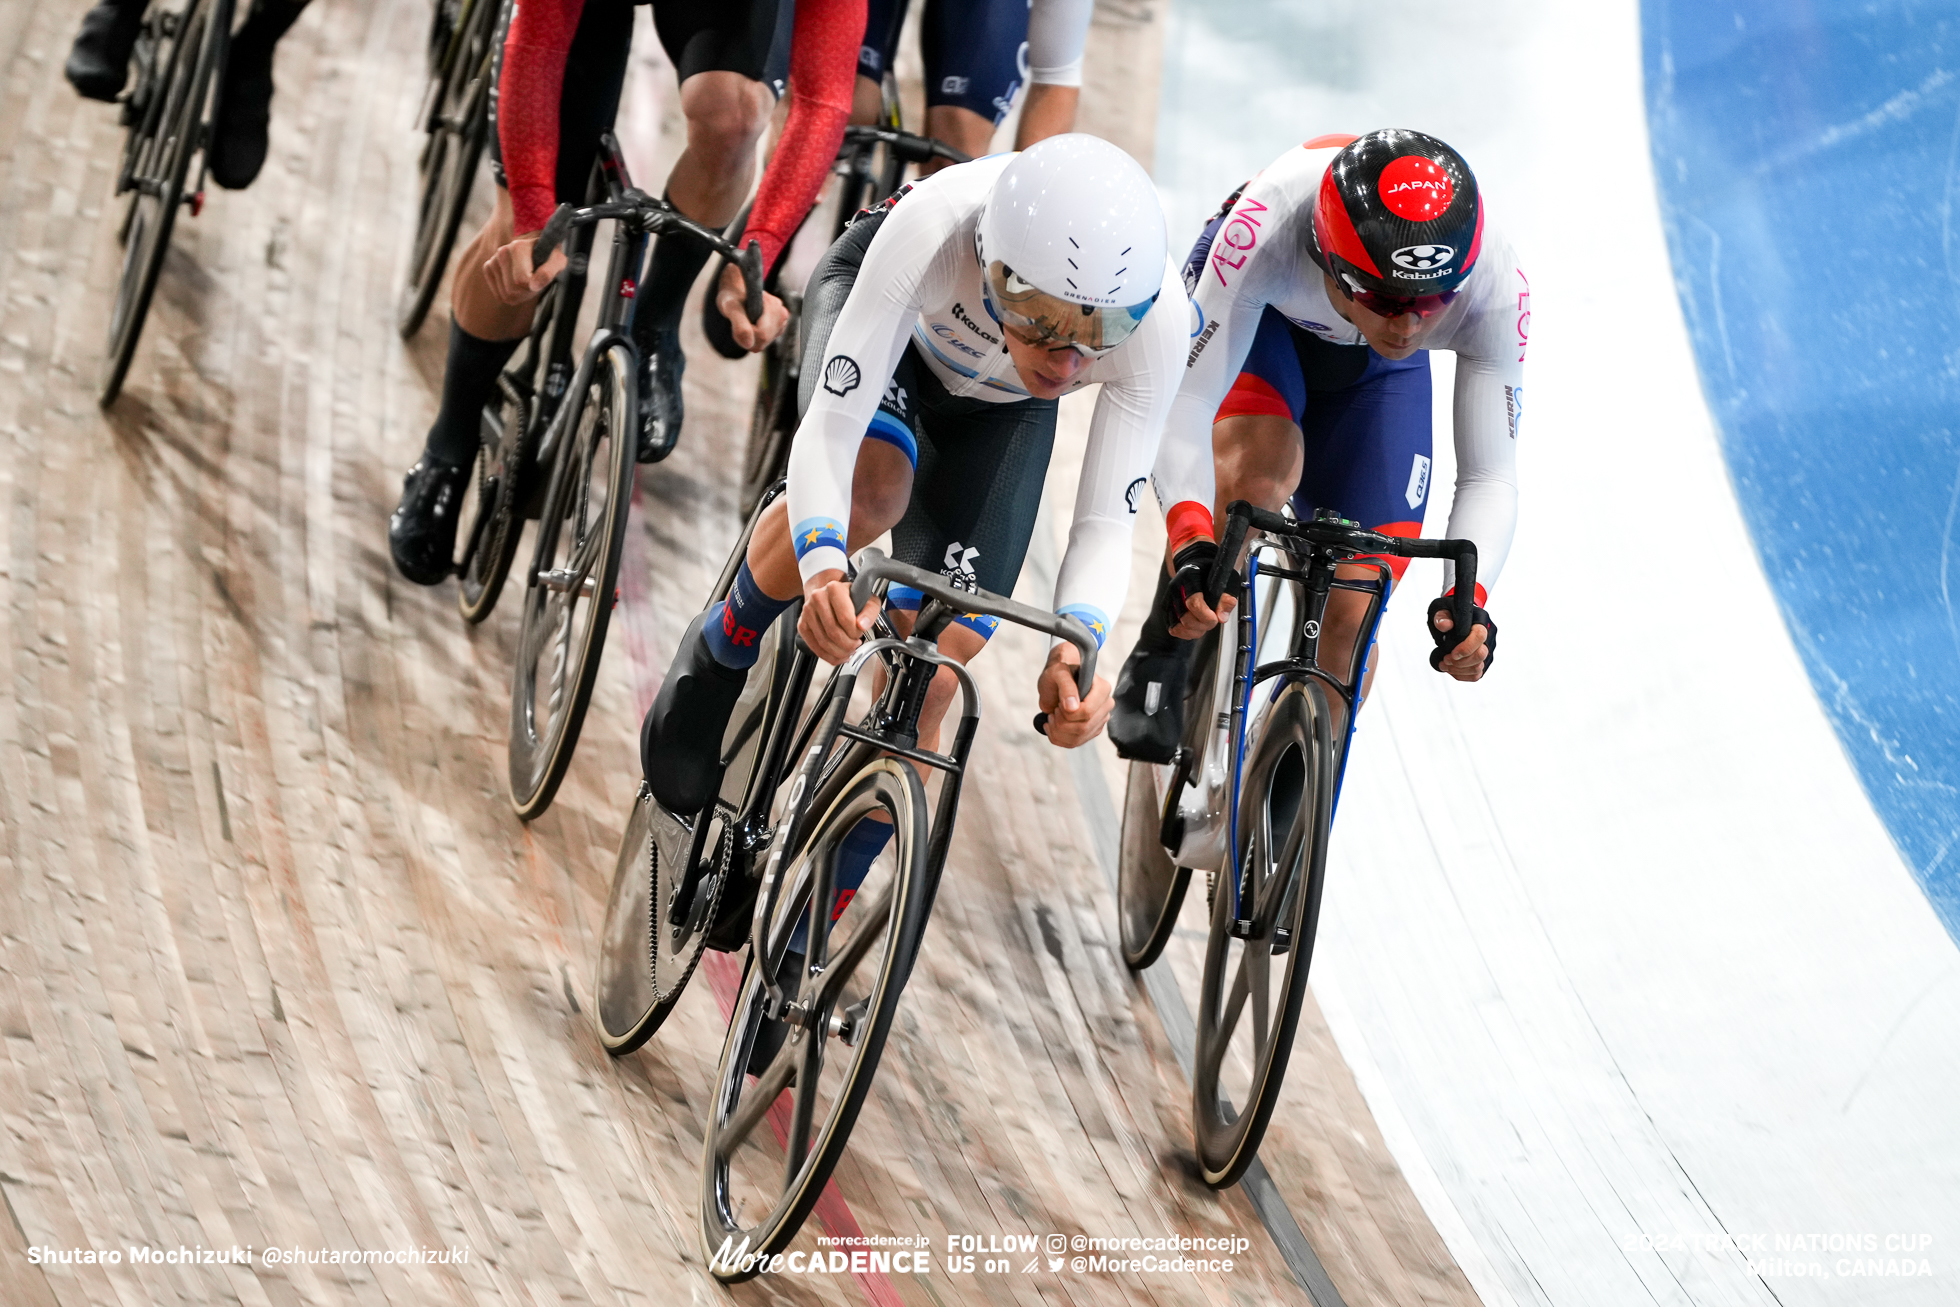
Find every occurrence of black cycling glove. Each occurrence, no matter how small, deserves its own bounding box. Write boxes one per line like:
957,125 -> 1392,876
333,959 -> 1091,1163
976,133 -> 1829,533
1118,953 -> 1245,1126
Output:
1426,595 -> 1497,674
1163,540 -> 1232,630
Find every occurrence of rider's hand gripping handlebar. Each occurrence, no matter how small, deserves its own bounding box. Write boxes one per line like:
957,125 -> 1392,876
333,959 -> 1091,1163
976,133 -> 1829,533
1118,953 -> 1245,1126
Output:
845,550 -> 1098,736
532,201 -> 767,323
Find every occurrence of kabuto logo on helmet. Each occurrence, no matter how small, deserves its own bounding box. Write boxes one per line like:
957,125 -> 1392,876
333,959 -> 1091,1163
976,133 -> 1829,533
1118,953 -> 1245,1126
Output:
1378,155 -> 1454,221
821,355 -> 862,396
1391,244 -> 1456,271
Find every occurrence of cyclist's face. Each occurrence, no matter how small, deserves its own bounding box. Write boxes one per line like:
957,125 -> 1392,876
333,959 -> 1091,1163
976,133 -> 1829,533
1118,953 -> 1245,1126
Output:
1003,330 -> 1093,399
1323,271 -> 1440,360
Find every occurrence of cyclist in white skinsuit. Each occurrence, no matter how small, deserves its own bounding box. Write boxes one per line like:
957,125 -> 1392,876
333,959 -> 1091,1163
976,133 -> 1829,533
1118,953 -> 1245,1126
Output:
641,134 -> 1190,829
1113,129 -> 1526,760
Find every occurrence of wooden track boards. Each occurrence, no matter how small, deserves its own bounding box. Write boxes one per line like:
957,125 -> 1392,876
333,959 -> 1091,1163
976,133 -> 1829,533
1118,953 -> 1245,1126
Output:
0,0 -> 1484,1302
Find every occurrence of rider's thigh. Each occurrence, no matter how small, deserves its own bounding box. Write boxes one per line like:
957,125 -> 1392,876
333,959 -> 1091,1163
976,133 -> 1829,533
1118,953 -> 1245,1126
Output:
921,105 -> 996,167
1289,345 -> 1433,540
1212,413 -> 1303,516
920,0 -> 1029,126
849,439 -> 916,542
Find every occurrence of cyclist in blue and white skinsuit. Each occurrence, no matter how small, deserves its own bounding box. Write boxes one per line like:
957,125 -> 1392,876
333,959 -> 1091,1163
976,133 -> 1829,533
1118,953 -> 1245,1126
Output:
1110,129 -> 1528,761
640,135 -> 1187,911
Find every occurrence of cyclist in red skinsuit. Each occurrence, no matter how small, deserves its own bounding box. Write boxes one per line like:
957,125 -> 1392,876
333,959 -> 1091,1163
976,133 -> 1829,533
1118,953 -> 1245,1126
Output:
388,0 -> 865,586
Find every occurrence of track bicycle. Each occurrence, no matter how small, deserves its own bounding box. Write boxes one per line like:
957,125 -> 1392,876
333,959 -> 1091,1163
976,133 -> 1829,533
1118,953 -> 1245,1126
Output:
441,131 -> 763,818
98,0 -> 234,404
591,538 -> 1096,1277
734,111 -> 969,518
1116,500 -> 1478,1187
396,0 -> 504,337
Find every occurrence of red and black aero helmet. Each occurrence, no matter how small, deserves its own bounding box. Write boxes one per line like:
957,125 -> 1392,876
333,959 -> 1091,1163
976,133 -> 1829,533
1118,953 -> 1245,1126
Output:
1309,128 -> 1483,301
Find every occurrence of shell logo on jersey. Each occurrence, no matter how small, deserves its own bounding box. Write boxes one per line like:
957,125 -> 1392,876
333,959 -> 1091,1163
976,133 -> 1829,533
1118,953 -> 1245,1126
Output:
821,354 -> 862,396
1378,156 -> 1453,221
1391,244 -> 1455,271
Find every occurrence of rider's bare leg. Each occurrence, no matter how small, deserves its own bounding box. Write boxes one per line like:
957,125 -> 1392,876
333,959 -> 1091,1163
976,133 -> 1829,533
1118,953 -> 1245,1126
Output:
1211,412 -> 1383,739
921,105 -> 997,174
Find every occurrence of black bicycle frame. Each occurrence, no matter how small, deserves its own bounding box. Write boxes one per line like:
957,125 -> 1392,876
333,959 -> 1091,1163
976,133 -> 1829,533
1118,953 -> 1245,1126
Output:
1209,501 -> 1477,931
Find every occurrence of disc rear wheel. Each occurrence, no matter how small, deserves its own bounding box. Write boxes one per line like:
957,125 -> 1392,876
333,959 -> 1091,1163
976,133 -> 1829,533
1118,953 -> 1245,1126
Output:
1115,628 -> 1217,969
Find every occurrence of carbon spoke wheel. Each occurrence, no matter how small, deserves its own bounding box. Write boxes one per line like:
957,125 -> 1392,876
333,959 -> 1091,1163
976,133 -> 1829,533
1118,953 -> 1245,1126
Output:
508,339 -> 636,820
699,761 -> 928,1281
1191,680 -> 1334,1189
100,0 -> 213,405
396,0 -> 491,338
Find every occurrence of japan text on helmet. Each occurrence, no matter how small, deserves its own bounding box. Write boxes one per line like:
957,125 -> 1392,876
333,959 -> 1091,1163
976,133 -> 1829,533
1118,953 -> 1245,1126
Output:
974,134 -> 1167,355
1308,128 -> 1483,302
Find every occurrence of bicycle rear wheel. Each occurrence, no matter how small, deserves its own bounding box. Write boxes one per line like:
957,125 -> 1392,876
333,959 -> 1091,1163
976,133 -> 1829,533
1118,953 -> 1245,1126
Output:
593,578 -> 801,1052
1191,679 -> 1334,1188
508,338 -> 636,819
454,373 -> 531,622
699,759 -> 929,1281
397,0 -> 492,338
100,0 -> 216,405
737,290 -> 798,519
1115,628 -> 1217,969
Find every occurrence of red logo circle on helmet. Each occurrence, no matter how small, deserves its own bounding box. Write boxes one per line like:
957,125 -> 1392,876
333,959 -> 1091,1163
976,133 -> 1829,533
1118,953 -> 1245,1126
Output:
1378,156 -> 1453,221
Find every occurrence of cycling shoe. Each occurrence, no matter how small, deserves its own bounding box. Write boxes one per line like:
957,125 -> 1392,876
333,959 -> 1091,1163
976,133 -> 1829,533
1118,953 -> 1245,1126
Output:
635,329 -> 685,462
207,43 -> 275,190
640,611 -> 747,814
1108,641 -> 1197,764
65,0 -> 144,102
388,458 -> 470,585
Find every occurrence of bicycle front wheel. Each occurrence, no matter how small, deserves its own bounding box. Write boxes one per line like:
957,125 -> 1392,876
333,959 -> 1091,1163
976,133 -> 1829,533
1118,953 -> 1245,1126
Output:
100,0 -> 216,405
396,3 -> 490,338
1191,679 -> 1335,1188
507,338 -> 636,819
699,759 -> 929,1281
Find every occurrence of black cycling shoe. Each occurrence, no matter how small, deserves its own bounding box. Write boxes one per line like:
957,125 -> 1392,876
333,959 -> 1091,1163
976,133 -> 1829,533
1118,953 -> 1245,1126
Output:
745,948 -> 803,1077
65,0 -> 144,102
1109,641 -> 1198,764
635,329 -> 685,463
640,611 -> 747,814
388,458 -> 470,585
206,43 -> 275,190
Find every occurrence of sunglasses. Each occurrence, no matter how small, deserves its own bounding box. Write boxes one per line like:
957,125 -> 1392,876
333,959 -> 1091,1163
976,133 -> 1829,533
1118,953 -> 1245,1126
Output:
1338,277 -> 1459,320
1000,320 -> 1124,359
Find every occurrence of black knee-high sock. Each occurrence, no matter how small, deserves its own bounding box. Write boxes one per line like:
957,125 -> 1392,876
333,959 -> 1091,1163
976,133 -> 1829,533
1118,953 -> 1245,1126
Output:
231,0 -> 310,60
632,195 -> 715,342
422,319 -> 521,468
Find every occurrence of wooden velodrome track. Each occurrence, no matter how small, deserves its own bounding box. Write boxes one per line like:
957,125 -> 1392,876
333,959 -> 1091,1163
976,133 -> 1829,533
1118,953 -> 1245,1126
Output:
0,0 -> 1488,1301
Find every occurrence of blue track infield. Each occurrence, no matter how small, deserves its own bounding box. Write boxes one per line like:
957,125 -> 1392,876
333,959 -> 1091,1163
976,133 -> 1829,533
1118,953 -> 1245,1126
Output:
1644,0 -> 1960,945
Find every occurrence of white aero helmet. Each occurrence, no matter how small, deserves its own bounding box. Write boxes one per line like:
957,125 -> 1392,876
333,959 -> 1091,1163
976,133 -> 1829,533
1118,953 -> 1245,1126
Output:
974,134 -> 1167,355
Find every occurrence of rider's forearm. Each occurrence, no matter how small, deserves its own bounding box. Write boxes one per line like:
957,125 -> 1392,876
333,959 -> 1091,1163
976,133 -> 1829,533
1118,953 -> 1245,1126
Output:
740,0 -> 864,271
496,0 -> 585,235
1013,84 -> 1078,150
1444,352 -> 1522,597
